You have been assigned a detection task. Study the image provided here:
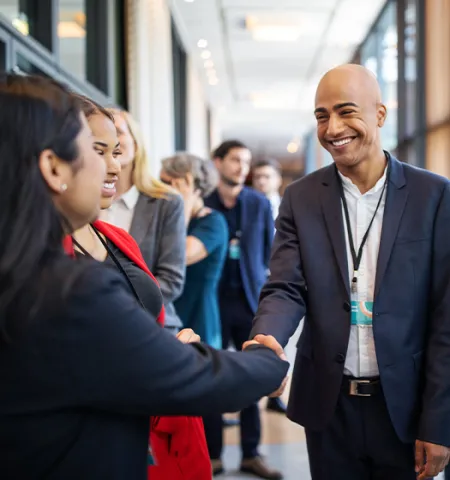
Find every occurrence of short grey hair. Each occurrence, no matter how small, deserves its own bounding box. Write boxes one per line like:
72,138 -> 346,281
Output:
161,152 -> 219,198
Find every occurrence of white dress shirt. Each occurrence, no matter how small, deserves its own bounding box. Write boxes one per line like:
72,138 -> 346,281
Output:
100,185 -> 140,233
268,193 -> 281,222
339,168 -> 387,378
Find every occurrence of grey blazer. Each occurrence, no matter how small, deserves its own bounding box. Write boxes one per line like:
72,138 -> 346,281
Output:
129,192 -> 186,328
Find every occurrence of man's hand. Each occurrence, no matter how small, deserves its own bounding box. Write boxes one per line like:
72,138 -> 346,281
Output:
415,440 -> 450,479
243,334 -> 287,361
176,328 -> 201,344
242,334 -> 289,398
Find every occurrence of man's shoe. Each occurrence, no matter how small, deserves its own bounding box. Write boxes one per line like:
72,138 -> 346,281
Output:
266,397 -> 287,414
240,456 -> 283,479
211,459 -> 224,476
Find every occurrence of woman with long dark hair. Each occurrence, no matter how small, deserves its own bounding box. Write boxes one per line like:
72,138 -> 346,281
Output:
0,73 -> 288,480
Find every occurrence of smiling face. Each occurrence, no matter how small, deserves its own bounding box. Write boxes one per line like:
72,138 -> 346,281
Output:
314,65 -> 387,171
88,113 -> 121,209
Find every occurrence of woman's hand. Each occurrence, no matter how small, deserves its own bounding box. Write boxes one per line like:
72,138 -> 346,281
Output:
176,328 -> 201,344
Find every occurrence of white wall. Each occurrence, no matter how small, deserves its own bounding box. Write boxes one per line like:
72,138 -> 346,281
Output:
126,0 -> 175,177
186,57 -> 209,158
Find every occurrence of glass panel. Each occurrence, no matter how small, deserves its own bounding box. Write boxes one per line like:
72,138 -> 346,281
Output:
404,0 -> 417,137
0,1 -> 28,36
361,31 -> 378,77
14,52 -> 50,76
58,0 -> 86,80
0,1 -> 52,49
379,1 -> 398,151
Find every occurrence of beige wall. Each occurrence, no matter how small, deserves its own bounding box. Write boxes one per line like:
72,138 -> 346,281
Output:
425,0 -> 450,176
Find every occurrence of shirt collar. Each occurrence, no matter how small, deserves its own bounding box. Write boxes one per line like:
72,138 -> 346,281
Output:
338,165 -> 387,196
119,185 -> 140,210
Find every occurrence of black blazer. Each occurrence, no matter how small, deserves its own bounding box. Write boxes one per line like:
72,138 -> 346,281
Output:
251,155 -> 450,446
0,260 -> 288,479
205,187 -> 274,313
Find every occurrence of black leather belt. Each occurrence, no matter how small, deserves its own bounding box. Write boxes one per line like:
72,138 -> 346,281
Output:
342,376 -> 381,396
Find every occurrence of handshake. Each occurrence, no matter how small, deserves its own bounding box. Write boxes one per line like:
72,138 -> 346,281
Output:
177,329 -> 289,399
243,335 -> 289,398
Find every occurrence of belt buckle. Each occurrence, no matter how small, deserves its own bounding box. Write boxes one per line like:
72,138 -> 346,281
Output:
349,379 -> 371,397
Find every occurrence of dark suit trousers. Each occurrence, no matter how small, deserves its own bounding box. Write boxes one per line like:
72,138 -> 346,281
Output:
203,290 -> 261,459
306,385 -> 416,480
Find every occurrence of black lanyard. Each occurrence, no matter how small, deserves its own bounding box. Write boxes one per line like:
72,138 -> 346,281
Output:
336,166 -> 389,293
71,225 -> 146,310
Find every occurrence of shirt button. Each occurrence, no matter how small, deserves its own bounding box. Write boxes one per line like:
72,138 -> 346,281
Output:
343,302 -> 351,312
335,353 -> 346,364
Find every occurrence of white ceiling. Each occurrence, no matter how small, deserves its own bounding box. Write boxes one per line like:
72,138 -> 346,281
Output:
172,0 -> 386,159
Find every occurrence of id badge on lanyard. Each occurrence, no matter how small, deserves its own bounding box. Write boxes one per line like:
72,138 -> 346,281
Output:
350,278 -> 373,327
229,230 -> 241,260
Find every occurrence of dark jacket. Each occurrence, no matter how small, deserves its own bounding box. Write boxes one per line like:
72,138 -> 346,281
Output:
0,261 -> 288,479
251,155 -> 450,447
205,186 -> 274,313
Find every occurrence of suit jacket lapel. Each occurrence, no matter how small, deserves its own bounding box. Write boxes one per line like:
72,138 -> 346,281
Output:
129,193 -> 152,245
374,156 -> 408,298
320,166 -> 350,296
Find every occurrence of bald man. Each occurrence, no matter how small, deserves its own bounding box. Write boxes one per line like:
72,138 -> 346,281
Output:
248,64 -> 450,479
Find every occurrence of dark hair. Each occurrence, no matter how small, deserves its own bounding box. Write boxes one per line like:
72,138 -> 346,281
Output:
212,140 -> 249,160
72,93 -> 114,122
253,158 -> 282,175
0,73 -> 83,342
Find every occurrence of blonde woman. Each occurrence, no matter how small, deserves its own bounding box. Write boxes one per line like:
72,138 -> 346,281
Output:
102,110 -> 185,333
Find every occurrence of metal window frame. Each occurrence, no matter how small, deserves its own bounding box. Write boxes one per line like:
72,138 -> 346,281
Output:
171,17 -> 187,151
0,16 -> 113,106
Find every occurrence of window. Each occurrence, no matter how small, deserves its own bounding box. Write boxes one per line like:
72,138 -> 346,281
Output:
172,18 -> 187,151
0,0 -> 55,51
58,0 -> 86,81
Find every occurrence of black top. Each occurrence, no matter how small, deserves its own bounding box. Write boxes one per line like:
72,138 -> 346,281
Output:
212,193 -> 243,290
104,240 -> 163,318
0,259 -> 288,479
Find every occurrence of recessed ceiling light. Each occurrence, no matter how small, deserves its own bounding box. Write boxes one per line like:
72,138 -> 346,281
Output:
287,142 -> 298,153
209,78 -> 219,86
197,39 -> 208,48
201,50 -> 211,59
184,0 -> 195,3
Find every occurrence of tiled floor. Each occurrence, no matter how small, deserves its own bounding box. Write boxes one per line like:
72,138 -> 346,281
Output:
220,326 -> 310,479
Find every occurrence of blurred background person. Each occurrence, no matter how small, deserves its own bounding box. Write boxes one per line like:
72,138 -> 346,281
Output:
252,159 -> 283,223
252,159 -> 286,415
204,140 -> 280,479
102,109 -> 185,334
161,152 -> 228,350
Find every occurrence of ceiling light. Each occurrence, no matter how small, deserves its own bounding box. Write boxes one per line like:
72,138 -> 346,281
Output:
287,142 -> 298,154
201,50 -> 211,59
245,16 -> 302,42
204,60 -> 214,68
251,25 -> 302,42
197,39 -> 208,48
209,78 -> 219,86
184,0 -> 195,2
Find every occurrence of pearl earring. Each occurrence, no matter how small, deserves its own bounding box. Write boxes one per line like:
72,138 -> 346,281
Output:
60,184 -> 68,192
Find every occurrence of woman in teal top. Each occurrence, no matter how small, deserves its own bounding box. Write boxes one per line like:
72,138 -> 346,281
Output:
160,153 -> 228,349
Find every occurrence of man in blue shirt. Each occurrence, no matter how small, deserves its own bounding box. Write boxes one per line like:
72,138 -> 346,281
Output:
205,140 -> 281,479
